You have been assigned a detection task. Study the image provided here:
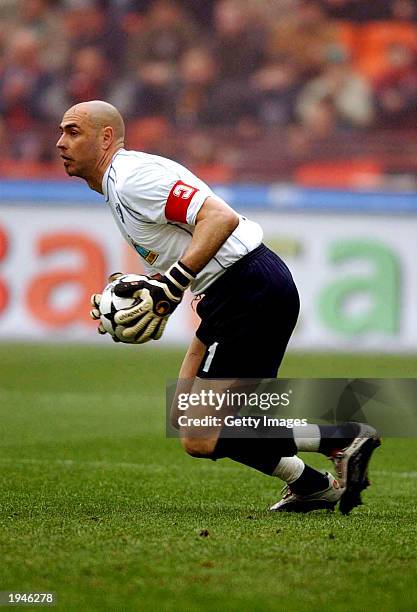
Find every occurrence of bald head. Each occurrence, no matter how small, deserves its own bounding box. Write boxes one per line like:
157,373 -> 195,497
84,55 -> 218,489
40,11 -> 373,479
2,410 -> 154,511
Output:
57,100 -> 126,192
69,100 -> 125,141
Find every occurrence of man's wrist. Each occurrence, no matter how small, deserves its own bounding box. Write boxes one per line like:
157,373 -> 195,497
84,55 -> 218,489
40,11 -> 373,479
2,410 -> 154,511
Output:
177,260 -> 197,278
164,260 -> 196,298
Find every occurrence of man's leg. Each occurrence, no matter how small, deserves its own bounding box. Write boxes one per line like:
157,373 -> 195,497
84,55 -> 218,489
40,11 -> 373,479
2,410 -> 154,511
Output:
170,335 -> 207,431
172,336 -> 342,512
173,337 -> 380,514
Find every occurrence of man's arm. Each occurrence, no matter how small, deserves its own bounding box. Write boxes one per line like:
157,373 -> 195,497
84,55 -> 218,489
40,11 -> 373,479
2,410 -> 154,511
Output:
111,196 -> 240,343
180,196 -> 239,274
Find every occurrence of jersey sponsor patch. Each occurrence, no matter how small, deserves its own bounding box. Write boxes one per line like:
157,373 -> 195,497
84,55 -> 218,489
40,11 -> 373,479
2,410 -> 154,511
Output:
132,242 -> 159,265
165,181 -> 199,223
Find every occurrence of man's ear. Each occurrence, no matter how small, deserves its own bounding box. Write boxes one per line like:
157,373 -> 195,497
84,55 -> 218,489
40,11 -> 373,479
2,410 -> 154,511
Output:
102,126 -> 114,150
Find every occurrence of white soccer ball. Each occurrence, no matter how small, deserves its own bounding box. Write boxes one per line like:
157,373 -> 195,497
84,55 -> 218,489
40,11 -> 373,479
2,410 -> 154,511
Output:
99,273 -> 145,341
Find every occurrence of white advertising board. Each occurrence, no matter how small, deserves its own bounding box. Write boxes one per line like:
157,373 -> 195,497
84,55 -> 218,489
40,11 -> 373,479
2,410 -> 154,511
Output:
0,205 -> 415,351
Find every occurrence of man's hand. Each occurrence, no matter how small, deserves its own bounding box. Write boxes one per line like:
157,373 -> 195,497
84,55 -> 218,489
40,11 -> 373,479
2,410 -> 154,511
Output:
113,261 -> 196,343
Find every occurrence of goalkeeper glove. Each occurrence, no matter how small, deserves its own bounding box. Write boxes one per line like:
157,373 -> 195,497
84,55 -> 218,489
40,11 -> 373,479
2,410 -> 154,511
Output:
113,261 -> 196,343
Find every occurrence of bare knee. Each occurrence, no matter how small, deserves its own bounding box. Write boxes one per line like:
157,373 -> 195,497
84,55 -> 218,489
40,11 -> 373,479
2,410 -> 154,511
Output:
181,436 -> 218,458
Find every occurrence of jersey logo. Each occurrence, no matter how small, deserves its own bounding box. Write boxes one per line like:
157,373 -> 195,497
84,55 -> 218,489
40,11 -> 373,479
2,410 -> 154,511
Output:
165,181 -> 199,223
132,242 -> 159,265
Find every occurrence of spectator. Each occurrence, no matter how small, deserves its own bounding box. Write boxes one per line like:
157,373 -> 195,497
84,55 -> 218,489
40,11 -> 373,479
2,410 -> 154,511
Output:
129,59 -> 178,120
374,43 -> 417,127
296,98 -> 338,139
3,0 -> 67,71
250,58 -> 302,126
62,0 -> 123,75
175,45 -> 256,127
65,46 -> 111,105
182,131 -> 235,183
268,0 -> 347,76
296,51 -> 374,129
186,0 -> 268,127
175,47 -> 219,126
0,29 -> 52,159
124,0 -> 200,73
211,0 -> 267,80
42,45 -> 114,122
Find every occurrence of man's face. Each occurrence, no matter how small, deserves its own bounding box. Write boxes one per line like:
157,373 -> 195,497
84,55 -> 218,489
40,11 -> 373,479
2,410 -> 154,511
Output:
56,107 -> 101,178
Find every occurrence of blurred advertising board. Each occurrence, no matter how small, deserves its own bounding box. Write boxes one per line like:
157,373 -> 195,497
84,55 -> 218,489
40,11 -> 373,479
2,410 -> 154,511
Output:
0,182 -> 416,351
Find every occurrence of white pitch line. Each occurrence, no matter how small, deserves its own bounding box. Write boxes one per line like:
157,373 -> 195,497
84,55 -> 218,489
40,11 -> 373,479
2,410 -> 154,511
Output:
0,458 -> 415,478
0,390 -> 162,401
373,470 -> 417,478
0,458 -> 151,471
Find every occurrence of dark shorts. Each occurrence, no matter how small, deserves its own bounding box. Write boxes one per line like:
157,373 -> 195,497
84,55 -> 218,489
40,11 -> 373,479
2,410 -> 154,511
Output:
196,244 -> 300,379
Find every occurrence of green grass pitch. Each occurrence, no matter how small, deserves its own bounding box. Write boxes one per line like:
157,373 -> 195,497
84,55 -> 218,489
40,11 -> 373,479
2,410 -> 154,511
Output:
0,344 -> 416,612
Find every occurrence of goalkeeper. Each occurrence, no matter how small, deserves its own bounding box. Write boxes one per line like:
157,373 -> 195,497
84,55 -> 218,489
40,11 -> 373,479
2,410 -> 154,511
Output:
57,100 -> 380,514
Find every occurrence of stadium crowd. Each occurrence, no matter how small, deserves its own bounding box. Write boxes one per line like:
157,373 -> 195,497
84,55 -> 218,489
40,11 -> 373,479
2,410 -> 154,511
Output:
0,0 -> 417,182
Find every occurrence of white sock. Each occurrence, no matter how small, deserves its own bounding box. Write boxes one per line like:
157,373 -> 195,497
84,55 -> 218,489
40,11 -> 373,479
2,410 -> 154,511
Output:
273,456 -> 305,484
293,424 -> 321,452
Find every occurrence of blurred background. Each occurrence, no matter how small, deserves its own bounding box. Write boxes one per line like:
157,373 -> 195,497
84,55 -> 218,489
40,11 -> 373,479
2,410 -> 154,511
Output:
1,0 -> 417,351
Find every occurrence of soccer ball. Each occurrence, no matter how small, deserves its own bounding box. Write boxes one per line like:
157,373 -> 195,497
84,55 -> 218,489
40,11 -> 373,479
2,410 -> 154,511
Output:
99,273 -> 144,341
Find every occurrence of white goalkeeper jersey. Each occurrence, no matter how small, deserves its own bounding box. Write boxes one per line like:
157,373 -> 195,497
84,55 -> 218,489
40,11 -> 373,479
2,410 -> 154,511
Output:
102,149 -> 263,294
